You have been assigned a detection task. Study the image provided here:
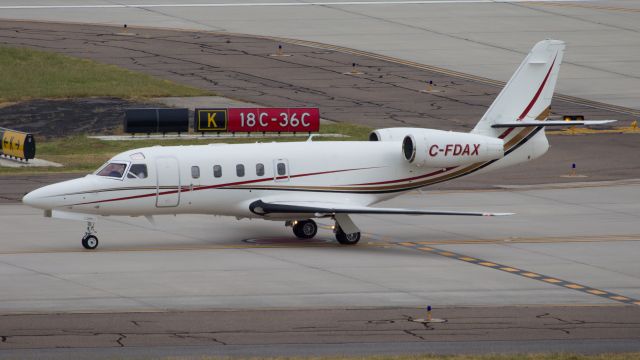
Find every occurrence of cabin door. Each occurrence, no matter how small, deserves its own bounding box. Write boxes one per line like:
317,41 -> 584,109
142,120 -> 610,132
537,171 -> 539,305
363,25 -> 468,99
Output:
156,157 -> 180,207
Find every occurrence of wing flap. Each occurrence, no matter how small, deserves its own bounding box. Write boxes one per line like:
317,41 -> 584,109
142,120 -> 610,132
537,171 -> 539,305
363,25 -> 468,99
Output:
249,200 -> 513,217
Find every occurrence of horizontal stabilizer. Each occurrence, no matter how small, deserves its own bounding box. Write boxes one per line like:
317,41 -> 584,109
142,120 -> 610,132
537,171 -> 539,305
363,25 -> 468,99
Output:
249,200 -> 513,217
492,120 -> 617,128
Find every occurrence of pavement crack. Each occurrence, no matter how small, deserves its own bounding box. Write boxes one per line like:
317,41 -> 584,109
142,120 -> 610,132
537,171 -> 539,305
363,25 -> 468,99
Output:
115,333 -> 126,347
173,333 -> 227,345
550,327 -> 571,335
403,329 -> 428,340
537,312 -> 586,325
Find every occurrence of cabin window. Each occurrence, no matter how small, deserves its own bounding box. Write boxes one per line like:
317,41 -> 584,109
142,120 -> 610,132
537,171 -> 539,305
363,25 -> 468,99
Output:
256,163 -> 265,176
191,166 -> 200,179
127,164 -> 148,179
277,162 -> 286,176
213,165 -> 222,178
236,164 -> 245,177
96,162 -> 127,179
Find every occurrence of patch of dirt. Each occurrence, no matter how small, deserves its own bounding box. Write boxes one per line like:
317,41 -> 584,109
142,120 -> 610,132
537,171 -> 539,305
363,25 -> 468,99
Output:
0,97 -> 162,138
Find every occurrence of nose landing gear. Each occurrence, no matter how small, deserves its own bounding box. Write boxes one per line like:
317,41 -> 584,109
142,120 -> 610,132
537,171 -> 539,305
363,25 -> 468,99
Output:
81,221 -> 99,250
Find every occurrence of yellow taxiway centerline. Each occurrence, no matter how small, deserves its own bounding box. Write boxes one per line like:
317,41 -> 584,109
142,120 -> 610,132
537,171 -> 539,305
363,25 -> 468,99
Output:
396,241 -> 640,306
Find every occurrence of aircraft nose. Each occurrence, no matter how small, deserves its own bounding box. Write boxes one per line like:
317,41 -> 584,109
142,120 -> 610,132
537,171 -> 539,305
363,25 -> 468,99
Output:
22,188 -> 50,209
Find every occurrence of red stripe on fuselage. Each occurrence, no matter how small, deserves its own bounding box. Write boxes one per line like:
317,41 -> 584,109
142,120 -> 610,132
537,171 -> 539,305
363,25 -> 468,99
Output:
71,167 -> 377,206
347,167 -> 456,186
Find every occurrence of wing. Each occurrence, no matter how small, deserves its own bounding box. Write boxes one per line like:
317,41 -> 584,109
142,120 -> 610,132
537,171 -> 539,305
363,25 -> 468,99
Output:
249,200 -> 513,217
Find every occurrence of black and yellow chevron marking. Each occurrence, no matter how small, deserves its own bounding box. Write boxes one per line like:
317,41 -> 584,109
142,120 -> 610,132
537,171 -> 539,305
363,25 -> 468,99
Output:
397,242 -> 640,306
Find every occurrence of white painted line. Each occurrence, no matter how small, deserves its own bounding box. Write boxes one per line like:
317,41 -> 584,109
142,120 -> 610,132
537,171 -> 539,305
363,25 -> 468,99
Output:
0,0 -> 587,10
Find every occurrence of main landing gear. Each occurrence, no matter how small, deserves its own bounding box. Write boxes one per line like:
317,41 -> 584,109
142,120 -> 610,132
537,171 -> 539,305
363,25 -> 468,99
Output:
334,225 -> 361,245
81,221 -> 99,250
292,219 -> 318,239
288,219 -> 361,245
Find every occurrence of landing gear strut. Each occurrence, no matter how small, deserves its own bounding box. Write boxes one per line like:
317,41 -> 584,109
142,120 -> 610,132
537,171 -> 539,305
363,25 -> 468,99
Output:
81,222 -> 99,250
291,219 -> 318,239
334,225 -> 360,245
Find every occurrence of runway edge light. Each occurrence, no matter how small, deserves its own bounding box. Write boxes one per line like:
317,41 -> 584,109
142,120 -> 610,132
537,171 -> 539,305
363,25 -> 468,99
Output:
411,305 -> 446,324
270,44 -> 291,57
346,62 -> 363,75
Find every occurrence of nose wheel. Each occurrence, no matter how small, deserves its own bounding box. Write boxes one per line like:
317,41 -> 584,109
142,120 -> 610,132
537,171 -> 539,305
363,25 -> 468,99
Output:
82,235 -> 99,250
81,222 -> 99,250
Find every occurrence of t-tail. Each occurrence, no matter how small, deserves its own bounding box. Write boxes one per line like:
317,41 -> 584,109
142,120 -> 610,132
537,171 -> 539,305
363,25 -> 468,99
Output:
471,39 -> 613,172
368,39 -> 615,181
472,39 -> 565,136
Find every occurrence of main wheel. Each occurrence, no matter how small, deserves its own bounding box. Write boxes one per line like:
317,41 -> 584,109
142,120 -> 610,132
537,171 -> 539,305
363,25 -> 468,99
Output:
335,226 -> 360,245
292,220 -> 318,239
82,235 -> 99,250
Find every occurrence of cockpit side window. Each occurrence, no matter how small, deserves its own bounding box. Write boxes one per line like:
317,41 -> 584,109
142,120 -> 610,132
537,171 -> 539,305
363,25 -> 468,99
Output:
96,162 -> 128,178
127,164 -> 148,179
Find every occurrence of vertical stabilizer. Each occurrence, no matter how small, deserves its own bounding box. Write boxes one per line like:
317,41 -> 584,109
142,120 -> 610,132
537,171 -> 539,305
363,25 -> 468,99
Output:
472,40 -> 565,137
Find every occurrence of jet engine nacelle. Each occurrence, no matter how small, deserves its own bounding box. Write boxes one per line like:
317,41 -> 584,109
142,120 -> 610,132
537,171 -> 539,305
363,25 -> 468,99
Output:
369,127 -> 425,142
401,129 -> 504,167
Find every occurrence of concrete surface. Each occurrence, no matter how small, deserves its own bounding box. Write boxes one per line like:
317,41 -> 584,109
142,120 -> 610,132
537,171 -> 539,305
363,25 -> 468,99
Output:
1,182 -> 640,354
0,0 -> 639,110
1,183 -> 639,313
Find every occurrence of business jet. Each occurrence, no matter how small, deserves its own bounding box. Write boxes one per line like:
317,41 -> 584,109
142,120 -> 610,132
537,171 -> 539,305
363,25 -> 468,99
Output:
23,39 -> 614,249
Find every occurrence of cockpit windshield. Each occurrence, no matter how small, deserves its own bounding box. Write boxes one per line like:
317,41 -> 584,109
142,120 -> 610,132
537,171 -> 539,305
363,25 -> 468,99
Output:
127,164 -> 148,179
96,162 -> 128,178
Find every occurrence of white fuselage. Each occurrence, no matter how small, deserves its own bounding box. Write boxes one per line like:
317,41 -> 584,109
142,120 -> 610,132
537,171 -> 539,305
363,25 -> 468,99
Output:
22,128 -> 548,220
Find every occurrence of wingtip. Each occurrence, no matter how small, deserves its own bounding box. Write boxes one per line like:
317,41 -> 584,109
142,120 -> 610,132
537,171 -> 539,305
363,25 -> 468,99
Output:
485,212 -> 516,217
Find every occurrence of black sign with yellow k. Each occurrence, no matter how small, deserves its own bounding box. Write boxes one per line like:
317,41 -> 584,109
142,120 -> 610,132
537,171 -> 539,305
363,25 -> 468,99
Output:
195,109 -> 228,132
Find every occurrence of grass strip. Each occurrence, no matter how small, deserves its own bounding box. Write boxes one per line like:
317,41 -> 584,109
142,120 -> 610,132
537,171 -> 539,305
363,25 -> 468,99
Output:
0,45 -> 209,102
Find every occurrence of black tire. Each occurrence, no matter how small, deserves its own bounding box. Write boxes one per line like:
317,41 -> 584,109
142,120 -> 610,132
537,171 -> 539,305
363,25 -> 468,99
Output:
293,220 -> 318,239
82,235 -> 99,250
335,226 -> 360,245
